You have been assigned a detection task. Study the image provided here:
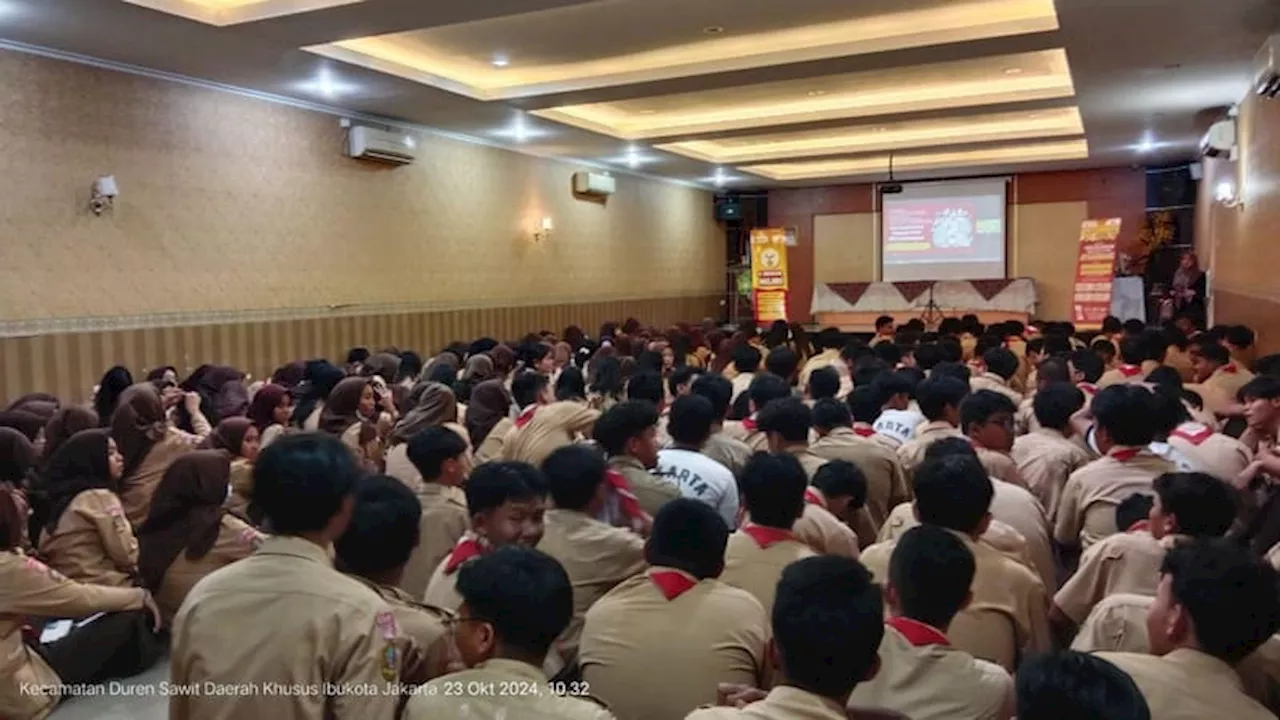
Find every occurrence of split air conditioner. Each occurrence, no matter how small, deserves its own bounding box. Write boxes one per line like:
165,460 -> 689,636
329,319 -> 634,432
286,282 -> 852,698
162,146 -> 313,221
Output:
346,126 -> 417,165
1200,119 -> 1237,159
1257,34 -> 1280,98
573,171 -> 617,197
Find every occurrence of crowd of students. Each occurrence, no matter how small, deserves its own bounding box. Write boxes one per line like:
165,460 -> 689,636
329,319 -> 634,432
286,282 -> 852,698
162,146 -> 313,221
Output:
2,313 -> 1280,720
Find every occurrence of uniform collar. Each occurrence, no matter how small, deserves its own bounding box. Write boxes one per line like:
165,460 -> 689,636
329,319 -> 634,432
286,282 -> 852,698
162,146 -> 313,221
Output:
257,535 -> 334,567
1117,364 -> 1143,377
918,421 -> 957,436
609,455 -> 648,473
1031,426 -> 1070,441
1107,445 -> 1147,462
980,371 -> 1009,386
1164,648 -> 1245,690
850,424 -> 877,438
476,658 -> 549,683
886,617 -> 951,647
804,487 -> 827,509
647,567 -> 700,600
755,686 -> 848,720
741,523 -> 798,549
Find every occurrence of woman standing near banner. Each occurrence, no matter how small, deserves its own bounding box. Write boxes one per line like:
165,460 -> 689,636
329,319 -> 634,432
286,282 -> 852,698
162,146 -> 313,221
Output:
1161,250 -> 1206,326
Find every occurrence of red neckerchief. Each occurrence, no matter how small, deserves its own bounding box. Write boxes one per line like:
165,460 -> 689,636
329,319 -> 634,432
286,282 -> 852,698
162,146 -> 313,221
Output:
648,569 -> 698,601
804,487 -> 826,509
1118,364 -> 1142,378
1078,382 -> 1098,395
514,405 -> 538,429
605,469 -> 644,525
1221,363 -> 1239,375
742,416 -> 758,432
1109,446 -> 1142,462
852,425 -> 876,438
1127,520 -> 1151,533
886,617 -> 951,647
741,523 -> 795,549
444,537 -> 487,574
1170,423 -> 1214,446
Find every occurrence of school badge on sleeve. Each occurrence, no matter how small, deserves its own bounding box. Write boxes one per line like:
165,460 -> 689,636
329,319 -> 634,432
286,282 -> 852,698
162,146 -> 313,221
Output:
381,643 -> 399,681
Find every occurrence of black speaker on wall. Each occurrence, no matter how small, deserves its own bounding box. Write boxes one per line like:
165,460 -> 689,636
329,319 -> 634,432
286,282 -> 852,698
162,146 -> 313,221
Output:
1145,165 -> 1197,211
715,201 -> 744,221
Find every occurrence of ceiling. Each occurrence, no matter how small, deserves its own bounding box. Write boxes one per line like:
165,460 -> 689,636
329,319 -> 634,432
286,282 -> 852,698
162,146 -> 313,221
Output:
0,0 -> 1276,190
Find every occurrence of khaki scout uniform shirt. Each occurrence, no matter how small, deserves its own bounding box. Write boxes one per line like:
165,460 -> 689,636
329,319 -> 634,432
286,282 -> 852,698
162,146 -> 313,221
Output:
225,457 -> 254,519
537,509 -> 647,671
799,349 -> 852,399
686,685 -> 850,720
1166,423 -> 1253,483
975,447 -> 1029,491
703,431 -> 753,479
1070,592 -> 1153,653
723,418 -> 770,454
405,658 -> 615,720
1054,448 -> 1174,550
1097,648 -> 1276,720
352,577 -> 457,682
1053,530 -> 1173,626
474,417 -> 514,466
1097,361 -> 1160,389
1200,363 -> 1256,405
970,373 -> 1024,406
861,530 -> 1050,671
170,535 -> 404,720
877,503 -> 1034,572
793,488 -> 859,559
120,428 -> 198,527
811,428 -> 910,533
156,514 -> 264,623
501,402 -> 600,467
580,568 -> 769,720
0,551 -> 147,720
897,422 -> 965,481
609,456 -> 680,518
401,484 -> 469,600
721,529 -> 817,616
1011,428 -> 1093,525
849,620 -> 1013,720
38,488 -> 138,589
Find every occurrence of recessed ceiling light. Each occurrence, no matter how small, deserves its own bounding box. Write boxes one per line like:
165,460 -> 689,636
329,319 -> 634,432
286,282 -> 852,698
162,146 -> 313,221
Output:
702,25 -> 725,35
491,115 -> 550,143
1003,67 -> 1023,75
296,68 -> 355,100
638,109 -> 658,115
492,54 -> 510,68
1136,134 -> 1156,153
806,90 -> 827,97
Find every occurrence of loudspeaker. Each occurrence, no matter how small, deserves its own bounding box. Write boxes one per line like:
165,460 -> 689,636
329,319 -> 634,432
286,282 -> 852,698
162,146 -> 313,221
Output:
715,201 -> 743,221
1146,166 -> 1197,211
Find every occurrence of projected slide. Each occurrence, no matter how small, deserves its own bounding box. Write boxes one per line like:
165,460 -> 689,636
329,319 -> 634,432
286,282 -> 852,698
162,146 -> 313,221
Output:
881,179 -> 1008,282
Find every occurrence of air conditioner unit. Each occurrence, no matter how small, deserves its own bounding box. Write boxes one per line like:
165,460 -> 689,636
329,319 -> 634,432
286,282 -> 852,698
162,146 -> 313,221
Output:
573,171 -> 617,196
346,125 -> 416,165
1256,34 -> 1280,98
1200,119 -> 1237,159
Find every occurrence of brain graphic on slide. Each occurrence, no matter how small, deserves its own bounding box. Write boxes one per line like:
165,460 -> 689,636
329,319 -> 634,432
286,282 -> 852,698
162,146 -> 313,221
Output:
931,208 -> 975,248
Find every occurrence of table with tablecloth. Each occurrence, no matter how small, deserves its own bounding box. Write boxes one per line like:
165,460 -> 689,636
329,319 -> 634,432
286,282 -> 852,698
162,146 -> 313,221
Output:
811,279 -> 1038,331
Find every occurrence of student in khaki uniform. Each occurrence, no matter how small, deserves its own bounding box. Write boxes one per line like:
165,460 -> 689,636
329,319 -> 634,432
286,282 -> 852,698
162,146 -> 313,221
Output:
969,348 -> 1024,407
1015,651 -> 1151,720
581,499 -> 770,720
691,374 -> 754,479
961,390 -> 1030,490
860,455 -> 1050,671
595,401 -> 680,517
850,526 -> 1014,720
537,445 -> 647,673
1167,421 -> 1252,483
799,329 -> 852,400
1056,386 -> 1174,551
1071,592 -> 1156,653
170,434 -> 407,720
843,386 -> 905,453
1051,471 -> 1236,646
812,396 -> 909,535
724,374 -> 791,453
729,344 -> 763,404
686,556 -> 887,720
897,375 -> 969,481
1012,383 -> 1092,524
112,383 -> 199,526
407,547 -> 615,720
424,462 -> 546,611
721,453 -> 817,615
1068,348 -> 1105,404
136,450 -> 265,622
804,461 -> 870,559
1097,335 -> 1160,389
336,475 -> 458,682
1190,340 -> 1255,407
205,417 -> 259,520
502,372 -> 600,467
468,379 -> 516,465
397,428 -> 470,598
1096,539 -> 1280,720
627,372 -> 672,447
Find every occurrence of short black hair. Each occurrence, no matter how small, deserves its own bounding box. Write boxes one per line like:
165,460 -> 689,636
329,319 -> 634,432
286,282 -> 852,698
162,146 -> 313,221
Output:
668,394 -> 716,446
1257,354 -> 1280,378
1091,338 -> 1117,360
1123,319 -> 1147,336
930,362 -> 971,384
1226,325 -> 1256,349
890,525 -> 975,629
647,498 -> 729,579
335,475 -> 421,576
668,366 -> 701,398
765,346 -> 800,381
254,433 -> 362,535
815,328 -> 844,351
690,373 -> 734,421
627,371 -> 665,405
740,452 -> 807,528
1153,472 -> 1235,537
872,343 -> 902,367
982,348 -> 1019,380
1160,539 -> 1280,663
465,462 -> 538,515
912,454 -> 992,534
406,426 -> 468,481
1016,651 -> 1151,720
425,363 -> 457,387
812,398 -> 853,432
959,389 -> 1017,434
1138,330 -> 1168,364
773,556 -> 884,698
1037,357 -> 1071,385
871,371 -> 915,402
853,358 -> 890,388
1196,341 -> 1231,367
937,338 -> 963,364
732,344 -> 763,374
346,347 -> 370,365
916,375 -> 970,421
1070,349 -> 1105,383
1101,316 -> 1124,334
875,315 -> 894,330
846,385 -> 882,424
555,366 -> 587,402
923,436 -> 979,463
1034,382 -> 1086,432
807,367 -> 840,401
1116,493 -> 1154,533
1092,385 -> 1159,446
748,373 -> 792,410
541,445 -> 606,511
592,401 -> 659,457
913,343 -> 942,371
756,397 -> 812,443
1240,375 -> 1280,402
456,546 -> 574,659
511,371 -> 549,409
812,460 -> 867,510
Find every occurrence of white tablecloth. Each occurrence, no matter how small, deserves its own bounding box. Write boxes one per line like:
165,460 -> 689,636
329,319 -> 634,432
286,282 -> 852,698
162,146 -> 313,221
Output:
812,279 -> 1038,314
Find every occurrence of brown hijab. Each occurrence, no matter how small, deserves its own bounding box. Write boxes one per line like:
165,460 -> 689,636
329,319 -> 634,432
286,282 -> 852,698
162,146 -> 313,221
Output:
465,379 -> 513,447
390,382 -> 457,445
39,429 -> 116,538
362,353 -> 402,382
136,450 -> 232,591
111,384 -> 168,479
319,377 -> 370,436
0,410 -> 45,443
489,345 -> 517,377
206,417 -> 254,457
43,405 -> 99,465
462,354 -> 496,383
431,353 -> 461,372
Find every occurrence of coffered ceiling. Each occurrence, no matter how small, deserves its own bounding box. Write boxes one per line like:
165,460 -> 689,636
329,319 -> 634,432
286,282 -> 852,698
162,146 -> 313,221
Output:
1,0 -> 1276,188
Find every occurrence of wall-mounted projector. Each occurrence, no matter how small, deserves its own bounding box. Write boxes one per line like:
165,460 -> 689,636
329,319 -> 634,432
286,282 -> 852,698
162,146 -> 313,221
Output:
880,183 -> 904,195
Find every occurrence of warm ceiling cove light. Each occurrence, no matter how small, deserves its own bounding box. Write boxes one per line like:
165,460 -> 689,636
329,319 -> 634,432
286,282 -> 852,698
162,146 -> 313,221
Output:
306,0 -> 1059,101
702,26 -> 726,35
120,0 -> 364,26
741,139 -> 1090,181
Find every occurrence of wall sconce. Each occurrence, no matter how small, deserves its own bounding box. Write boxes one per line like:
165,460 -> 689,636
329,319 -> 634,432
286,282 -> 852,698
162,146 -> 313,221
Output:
1215,180 -> 1244,209
90,175 -> 119,215
533,216 -> 554,242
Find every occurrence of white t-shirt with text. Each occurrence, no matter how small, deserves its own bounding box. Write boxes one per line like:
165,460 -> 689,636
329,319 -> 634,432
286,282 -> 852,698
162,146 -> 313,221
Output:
655,448 -> 739,529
